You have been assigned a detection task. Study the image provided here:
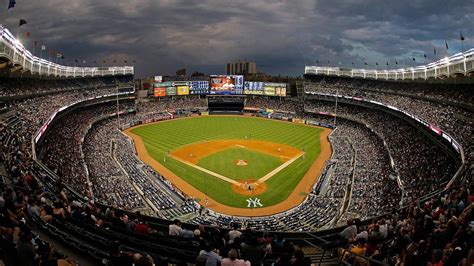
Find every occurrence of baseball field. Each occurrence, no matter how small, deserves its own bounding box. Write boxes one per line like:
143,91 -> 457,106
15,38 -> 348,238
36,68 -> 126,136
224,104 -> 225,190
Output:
124,115 -> 332,216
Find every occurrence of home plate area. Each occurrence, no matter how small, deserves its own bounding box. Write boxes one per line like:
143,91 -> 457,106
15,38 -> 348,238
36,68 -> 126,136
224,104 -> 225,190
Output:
231,179 -> 268,196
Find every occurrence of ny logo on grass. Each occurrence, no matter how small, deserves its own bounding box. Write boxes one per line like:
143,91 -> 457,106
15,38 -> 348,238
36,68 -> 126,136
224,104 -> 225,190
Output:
246,198 -> 263,208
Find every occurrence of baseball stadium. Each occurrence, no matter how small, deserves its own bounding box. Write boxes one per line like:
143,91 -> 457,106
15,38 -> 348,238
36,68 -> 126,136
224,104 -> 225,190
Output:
0,1 -> 473,265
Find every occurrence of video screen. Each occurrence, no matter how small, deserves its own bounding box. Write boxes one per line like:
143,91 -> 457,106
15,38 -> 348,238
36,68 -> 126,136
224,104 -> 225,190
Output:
209,75 -> 243,95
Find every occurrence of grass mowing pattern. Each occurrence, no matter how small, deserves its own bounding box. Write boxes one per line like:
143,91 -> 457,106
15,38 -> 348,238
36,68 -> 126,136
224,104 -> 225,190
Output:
197,147 -> 284,180
130,116 -> 323,208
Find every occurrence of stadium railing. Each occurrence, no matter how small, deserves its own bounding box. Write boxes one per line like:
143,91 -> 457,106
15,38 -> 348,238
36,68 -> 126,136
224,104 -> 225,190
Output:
0,25 -> 133,77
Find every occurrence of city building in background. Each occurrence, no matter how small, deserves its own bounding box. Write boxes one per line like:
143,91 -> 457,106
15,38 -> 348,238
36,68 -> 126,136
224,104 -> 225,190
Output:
226,60 -> 257,75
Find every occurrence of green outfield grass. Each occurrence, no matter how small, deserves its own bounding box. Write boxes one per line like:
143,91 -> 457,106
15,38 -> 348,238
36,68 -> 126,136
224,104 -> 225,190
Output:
197,147 -> 284,180
130,116 -> 324,208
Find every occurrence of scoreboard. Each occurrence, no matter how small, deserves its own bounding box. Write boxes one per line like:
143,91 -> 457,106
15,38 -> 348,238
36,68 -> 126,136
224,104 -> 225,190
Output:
189,81 -> 209,94
152,77 -> 286,97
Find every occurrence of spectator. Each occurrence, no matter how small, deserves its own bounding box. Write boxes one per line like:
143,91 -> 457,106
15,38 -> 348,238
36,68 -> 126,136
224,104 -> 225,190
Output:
169,219 -> 183,236
221,249 -> 250,266
228,223 -> 242,244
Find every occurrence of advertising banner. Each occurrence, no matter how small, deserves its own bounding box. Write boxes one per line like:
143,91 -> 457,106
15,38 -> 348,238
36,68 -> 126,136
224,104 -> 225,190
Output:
177,85 -> 190,95
166,87 -> 177,96
153,87 -> 166,97
264,82 -> 287,96
264,86 -> 276,96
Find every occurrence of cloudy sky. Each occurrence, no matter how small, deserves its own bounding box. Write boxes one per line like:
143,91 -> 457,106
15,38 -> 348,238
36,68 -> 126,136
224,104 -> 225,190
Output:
3,0 -> 473,77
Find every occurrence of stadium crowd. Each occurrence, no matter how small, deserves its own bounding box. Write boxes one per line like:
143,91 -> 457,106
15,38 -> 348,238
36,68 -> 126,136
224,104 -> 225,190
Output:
304,76 -> 472,163
328,184 -> 473,266
305,100 -> 458,203
328,119 -> 400,219
0,76 -> 133,97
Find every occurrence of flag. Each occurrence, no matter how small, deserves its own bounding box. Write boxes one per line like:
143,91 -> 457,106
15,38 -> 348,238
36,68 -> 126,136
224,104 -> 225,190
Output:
445,41 -> 449,50
19,19 -> 27,26
460,31 -> 465,41
41,45 -> 46,51
434,47 -> 437,55
8,0 -> 15,9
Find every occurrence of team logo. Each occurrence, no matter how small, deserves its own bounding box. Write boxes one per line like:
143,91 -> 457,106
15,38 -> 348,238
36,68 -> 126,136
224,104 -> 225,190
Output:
246,198 -> 263,208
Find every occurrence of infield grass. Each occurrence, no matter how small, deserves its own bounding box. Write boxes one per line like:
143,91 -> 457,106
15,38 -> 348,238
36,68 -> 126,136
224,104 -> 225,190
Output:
130,116 -> 323,208
197,147 -> 284,180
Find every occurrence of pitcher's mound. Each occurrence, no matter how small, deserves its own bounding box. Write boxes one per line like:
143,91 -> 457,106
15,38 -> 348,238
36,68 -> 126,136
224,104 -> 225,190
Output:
231,179 -> 267,196
235,159 -> 248,166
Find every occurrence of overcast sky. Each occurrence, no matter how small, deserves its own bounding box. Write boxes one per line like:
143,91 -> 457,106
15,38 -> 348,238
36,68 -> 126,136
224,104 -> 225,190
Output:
2,0 -> 473,77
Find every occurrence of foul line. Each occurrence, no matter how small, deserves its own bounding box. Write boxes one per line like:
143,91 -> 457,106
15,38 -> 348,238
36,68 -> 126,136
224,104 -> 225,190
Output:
169,155 -> 240,185
170,151 -> 305,186
258,152 -> 305,183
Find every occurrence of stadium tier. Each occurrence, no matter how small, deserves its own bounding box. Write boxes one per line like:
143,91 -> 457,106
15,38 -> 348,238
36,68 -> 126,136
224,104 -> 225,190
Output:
0,27 -> 472,265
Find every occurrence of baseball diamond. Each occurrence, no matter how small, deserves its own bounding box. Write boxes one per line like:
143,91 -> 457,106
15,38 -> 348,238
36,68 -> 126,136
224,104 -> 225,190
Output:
124,115 -> 332,216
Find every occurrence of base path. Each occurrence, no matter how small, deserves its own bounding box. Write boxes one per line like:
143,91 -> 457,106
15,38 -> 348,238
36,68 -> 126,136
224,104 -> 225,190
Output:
169,154 -> 240,185
124,116 -> 333,217
257,151 -> 304,183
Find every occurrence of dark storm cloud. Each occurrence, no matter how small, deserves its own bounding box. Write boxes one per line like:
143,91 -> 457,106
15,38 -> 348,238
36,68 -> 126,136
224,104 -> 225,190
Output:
3,0 -> 473,76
